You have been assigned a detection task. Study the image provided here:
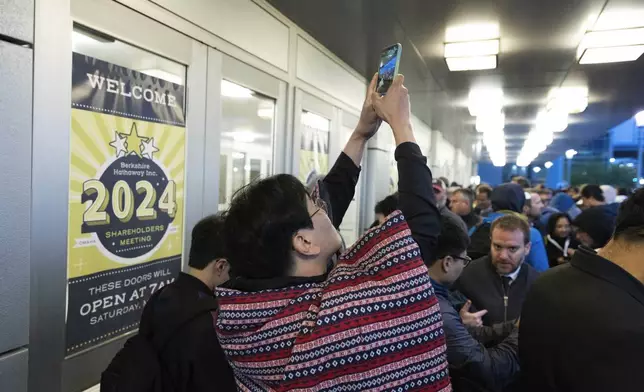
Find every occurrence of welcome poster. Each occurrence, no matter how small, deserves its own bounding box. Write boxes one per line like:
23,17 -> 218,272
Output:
66,53 -> 185,355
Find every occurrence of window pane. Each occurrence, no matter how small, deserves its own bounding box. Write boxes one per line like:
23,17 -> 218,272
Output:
220,80 -> 275,208
299,111 -> 330,186
250,158 -> 262,183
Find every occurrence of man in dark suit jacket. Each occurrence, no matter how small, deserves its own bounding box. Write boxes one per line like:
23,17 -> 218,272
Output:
454,214 -> 540,326
519,189 -> 644,391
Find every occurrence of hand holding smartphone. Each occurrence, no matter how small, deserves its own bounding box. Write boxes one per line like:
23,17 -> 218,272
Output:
377,43 -> 402,95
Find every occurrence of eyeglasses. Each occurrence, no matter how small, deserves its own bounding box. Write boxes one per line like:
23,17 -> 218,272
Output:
310,198 -> 328,218
452,255 -> 472,267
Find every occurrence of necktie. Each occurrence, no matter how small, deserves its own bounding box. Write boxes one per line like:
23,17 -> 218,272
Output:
501,276 -> 512,294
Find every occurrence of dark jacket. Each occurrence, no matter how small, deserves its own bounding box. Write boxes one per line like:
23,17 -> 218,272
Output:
519,247 -> 644,391
544,235 -> 579,268
454,256 -> 539,325
139,273 -> 237,392
461,210 -> 481,230
432,279 -> 520,392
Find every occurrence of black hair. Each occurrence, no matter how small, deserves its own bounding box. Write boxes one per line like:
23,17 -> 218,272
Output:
375,193 -> 399,217
224,174 -> 313,279
617,187 -> 630,196
491,214 -> 531,245
614,188 -> 644,242
188,214 -> 227,270
581,184 -> 605,202
429,214 -> 470,266
547,212 -> 571,237
454,188 -> 474,206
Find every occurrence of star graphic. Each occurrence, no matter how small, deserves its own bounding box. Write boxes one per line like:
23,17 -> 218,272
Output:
124,123 -> 148,157
141,137 -> 160,160
109,131 -> 128,157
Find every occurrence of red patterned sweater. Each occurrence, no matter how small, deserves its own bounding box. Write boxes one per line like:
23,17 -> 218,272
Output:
215,211 -> 451,391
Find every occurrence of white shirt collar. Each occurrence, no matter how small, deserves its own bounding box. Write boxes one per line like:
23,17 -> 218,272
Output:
502,264 -> 522,283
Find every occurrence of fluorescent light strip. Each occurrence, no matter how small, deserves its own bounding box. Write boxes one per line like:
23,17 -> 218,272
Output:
579,45 -> 644,64
580,27 -> 644,49
444,39 -> 500,57
446,55 -> 497,71
445,23 -> 500,42
593,10 -> 644,31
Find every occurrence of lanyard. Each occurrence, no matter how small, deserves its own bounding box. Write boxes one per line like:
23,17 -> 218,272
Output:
546,235 -> 570,256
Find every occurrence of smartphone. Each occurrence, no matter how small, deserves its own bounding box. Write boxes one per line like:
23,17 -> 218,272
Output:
377,43 -> 402,95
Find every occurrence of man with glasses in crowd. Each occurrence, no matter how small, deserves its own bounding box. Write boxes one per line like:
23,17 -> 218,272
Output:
427,213 -> 520,392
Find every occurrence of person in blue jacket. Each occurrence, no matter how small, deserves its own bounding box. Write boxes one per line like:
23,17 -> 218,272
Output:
539,192 -> 582,231
470,183 -> 549,272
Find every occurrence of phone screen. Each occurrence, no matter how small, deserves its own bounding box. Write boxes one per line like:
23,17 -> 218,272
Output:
377,44 -> 401,95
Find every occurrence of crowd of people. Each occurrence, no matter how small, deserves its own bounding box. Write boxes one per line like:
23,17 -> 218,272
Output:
102,74 -> 644,392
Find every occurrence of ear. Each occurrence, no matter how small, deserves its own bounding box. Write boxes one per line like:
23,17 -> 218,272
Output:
441,256 -> 454,273
213,259 -> 229,275
292,230 -> 321,257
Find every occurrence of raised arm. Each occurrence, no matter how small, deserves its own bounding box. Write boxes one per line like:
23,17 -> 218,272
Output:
372,75 -> 441,262
320,73 -> 382,228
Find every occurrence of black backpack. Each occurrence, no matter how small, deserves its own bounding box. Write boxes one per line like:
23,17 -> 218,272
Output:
100,297 -> 219,392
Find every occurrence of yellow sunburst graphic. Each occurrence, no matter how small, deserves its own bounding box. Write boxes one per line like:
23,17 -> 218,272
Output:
67,109 -> 185,279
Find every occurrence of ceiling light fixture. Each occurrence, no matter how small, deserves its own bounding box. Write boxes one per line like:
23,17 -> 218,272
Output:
610,157 -> 616,163
635,110 -> 644,127
445,23 -> 500,72
444,39 -> 500,57
580,45 -> 644,64
446,55 -> 497,71
445,23 -> 500,42
547,86 -> 589,114
533,167 -> 542,173
483,128 -> 506,167
221,80 -> 253,99
592,10 -> 644,31
577,12 -> 644,65
544,161 -> 554,169
565,149 -> 578,159
536,109 -> 569,133
468,88 -> 504,116
476,111 -> 505,133
580,27 -> 644,49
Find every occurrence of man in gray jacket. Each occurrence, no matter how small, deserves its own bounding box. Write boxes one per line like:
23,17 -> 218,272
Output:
434,179 -> 468,234
428,213 -> 520,392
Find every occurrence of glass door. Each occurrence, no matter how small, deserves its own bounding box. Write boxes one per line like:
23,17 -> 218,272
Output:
217,54 -> 286,211
293,90 -> 336,187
